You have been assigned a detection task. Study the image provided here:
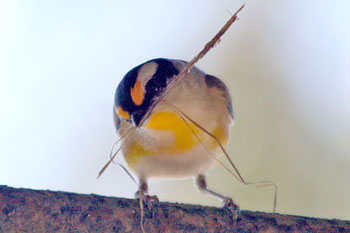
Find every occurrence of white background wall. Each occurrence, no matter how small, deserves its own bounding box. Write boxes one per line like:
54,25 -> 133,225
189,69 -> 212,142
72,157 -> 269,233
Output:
1,0 -> 349,220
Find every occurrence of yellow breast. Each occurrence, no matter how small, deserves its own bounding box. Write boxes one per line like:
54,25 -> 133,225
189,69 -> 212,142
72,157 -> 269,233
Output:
124,111 -> 228,169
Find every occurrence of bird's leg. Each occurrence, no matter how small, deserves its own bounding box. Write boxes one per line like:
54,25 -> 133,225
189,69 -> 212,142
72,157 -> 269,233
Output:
196,174 -> 240,219
135,177 -> 159,209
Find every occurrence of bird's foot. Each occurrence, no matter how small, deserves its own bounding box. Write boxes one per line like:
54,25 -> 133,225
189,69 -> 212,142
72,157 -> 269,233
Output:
221,197 -> 240,221
135,191 -> 159,209
142,194 -> 159,209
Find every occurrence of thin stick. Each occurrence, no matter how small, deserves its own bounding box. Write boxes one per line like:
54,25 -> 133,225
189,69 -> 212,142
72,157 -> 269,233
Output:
117,163 -> 137,185
163,101 -> 241,181
166,101 -> 278,212
138,4 -> 245,127
139,189 -> 146,233
109,141 -> 121,165
97,127 -> 136,179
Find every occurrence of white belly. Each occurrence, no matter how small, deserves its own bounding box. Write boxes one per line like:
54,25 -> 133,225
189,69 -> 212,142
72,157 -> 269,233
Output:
132,144 -> 222,179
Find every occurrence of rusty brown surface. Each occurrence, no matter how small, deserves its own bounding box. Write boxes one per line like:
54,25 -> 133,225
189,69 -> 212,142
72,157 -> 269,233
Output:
0,185 -> 349,233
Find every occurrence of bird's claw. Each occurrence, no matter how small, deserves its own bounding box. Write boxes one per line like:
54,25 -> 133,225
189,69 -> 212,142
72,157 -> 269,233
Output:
221,197 -> 240,221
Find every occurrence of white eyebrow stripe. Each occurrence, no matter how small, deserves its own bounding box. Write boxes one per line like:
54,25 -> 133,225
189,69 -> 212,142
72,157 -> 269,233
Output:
136,62 -> 158,92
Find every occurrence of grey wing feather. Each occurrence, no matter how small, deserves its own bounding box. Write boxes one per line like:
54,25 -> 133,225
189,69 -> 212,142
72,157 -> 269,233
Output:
204,74 -> 234,119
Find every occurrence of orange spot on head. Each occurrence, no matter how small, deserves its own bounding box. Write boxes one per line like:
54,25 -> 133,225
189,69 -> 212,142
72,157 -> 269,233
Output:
117,106 -> 130,120
130,80 -> 144,106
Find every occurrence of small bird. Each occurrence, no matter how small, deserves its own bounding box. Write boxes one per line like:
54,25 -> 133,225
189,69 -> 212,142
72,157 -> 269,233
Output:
113,58 -> 238,212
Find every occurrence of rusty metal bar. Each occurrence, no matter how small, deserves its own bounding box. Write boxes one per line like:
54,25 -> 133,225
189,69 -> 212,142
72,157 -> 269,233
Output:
0,185 -> 349,232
